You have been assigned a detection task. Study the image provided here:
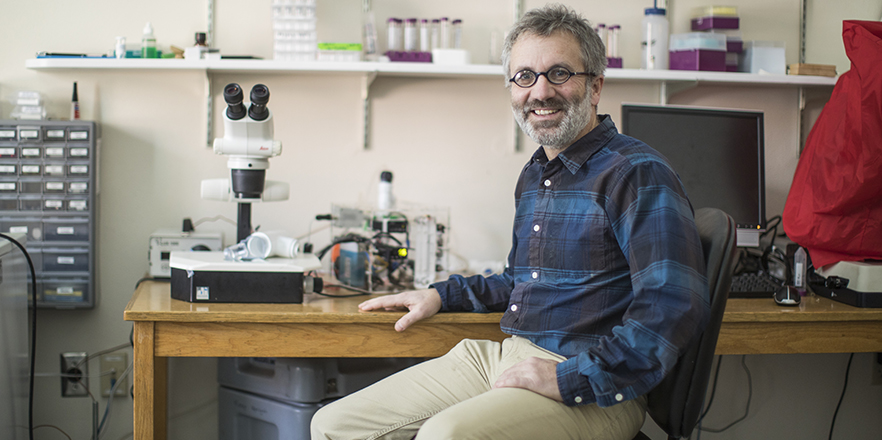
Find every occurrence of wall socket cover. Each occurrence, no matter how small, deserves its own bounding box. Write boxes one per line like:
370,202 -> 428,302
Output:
60,352 -> 89,397
100,353 -> 128,397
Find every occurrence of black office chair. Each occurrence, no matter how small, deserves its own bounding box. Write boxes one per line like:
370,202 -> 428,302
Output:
632,207 -> 738,440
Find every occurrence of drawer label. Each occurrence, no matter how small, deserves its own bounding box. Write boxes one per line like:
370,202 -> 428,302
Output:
69,182 -> 87,192
57,227 -> 75,235
0,130 -> 15,139
57,286 -> 75,294
0,165 -> 15,173
45,200 -> 63,208
21,165 -> 40,174
0,183 -> 16,191
46,129 -> 65,139
69,165 -> 88,174
45,166 -> 64,174
9,226 -> 28,233
19,130 -> 39,139
21,148 -> 41,156
46,182 -> 64,191
0,148 -> 16,156
57,256 -> 76,265
45,147 -> 64,157
70,148 -> 88,157
69,131 -> 89,140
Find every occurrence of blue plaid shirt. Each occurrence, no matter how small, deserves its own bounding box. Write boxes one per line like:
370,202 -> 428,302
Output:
432,115 -> 709,407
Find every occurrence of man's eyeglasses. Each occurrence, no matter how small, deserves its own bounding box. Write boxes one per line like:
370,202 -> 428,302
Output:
509,67 -> 594,88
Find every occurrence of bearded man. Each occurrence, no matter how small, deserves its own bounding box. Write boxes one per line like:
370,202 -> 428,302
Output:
311,4 -> 709,440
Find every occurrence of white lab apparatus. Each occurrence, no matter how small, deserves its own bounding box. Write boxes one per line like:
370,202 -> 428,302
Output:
641,5 -> 669,70
412,215 -> 438,289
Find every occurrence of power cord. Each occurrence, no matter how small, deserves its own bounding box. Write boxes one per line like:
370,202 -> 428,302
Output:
828,353 -> 855,440
0,233 -> 38,440
698,355 -> 753,435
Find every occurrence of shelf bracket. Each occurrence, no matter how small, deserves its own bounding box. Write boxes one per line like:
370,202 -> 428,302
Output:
361,71 -> 378,150
205,70 -> 213,148
659,80 -> 698,105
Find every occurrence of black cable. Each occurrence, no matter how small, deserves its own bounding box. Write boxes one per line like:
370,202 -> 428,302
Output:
828,353 -> 855,440
700,355 -> 724,419
0,233 -> 38,440
135,277 -> 168,290
699,355 -> 753,434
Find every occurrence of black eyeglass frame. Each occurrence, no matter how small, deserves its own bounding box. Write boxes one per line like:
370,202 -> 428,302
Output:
508,67 -> 595,88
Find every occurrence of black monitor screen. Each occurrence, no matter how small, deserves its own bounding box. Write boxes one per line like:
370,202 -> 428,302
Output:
620,104 -> 765,232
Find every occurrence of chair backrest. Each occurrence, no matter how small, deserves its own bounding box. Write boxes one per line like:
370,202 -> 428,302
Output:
643,208 -> 738,439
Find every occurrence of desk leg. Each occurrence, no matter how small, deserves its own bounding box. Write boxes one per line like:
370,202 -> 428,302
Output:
134,322 -> 168,440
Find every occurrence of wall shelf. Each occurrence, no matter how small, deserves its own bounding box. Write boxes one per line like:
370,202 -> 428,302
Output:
25,58 -> 837,86
25,58 -> 836,150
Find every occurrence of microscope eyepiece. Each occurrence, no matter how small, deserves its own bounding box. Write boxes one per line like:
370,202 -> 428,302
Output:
223,83 -> 247,120
248,84 -> 270,121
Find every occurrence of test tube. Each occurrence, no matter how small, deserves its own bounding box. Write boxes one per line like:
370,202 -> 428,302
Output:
452,19 -> 462,49
387,18 -> 402,52
419,19 -> 430,52
609,25 -> 620,58
431,19 -> 440,50
439,17 -> 450,49
404,18 -> 418,51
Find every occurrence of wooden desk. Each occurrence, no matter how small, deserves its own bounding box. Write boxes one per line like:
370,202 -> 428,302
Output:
124,281 -> 882,440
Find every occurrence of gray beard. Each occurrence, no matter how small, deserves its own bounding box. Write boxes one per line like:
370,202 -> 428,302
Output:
513,92 -> 593,149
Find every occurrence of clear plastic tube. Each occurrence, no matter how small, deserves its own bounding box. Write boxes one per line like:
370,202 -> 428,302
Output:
439,17 -> 450,49
431,19 -> 440,50
387,18 -> 402,51
452,19 -> 462,49
362,5 -> 378,60
609,25 -> 620,58
404,18 -> 418,51
419,19 -> 430,52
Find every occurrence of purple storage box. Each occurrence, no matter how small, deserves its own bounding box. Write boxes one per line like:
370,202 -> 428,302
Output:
726,65 -> 738,72
385,51 -> 432,62
691,16 -> 739,31
669,50 -> 726,71
606,57 -> 623,68
727,40 -> 743,53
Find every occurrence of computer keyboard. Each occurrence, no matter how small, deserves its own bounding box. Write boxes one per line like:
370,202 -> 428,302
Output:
729,272 -> 783,298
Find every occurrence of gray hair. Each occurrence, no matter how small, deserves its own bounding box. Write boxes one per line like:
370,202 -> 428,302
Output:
501,4 -> 606,87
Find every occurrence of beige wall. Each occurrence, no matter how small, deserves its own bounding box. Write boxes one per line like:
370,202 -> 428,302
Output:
2,1 -> 881,440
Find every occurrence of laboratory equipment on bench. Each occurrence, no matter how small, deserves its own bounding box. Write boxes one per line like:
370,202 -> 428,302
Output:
316,171 -> 450,293
169,83 -> 321,303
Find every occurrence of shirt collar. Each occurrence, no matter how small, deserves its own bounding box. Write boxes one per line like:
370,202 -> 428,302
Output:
530,114 -> 618,174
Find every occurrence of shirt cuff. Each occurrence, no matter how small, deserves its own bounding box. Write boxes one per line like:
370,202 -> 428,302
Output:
429,279 -> 454,312
556,358 -> 596,407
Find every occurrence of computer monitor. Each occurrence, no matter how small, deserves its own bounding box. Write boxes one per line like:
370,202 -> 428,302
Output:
620,104 -> 766,247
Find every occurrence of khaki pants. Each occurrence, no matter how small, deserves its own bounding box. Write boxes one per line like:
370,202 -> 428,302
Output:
310,336 -> 646,440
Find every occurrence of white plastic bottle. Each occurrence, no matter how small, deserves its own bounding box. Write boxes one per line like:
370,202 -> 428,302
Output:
641,5 -> 668,70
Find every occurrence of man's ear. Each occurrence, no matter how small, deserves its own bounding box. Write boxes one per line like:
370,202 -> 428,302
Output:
590,76 -> 604,107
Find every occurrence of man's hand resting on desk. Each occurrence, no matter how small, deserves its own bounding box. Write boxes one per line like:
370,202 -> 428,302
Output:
358,289 -> 442,332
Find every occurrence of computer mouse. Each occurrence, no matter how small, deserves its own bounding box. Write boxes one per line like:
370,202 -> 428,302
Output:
774,285 -> 801,306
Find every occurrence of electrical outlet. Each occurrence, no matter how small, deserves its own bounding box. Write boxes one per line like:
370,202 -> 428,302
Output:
872,353 -> 882,386
60,352 -> 89,397
100,353 -> 128,397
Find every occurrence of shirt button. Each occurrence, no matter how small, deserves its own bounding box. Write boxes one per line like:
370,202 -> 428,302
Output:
574,396 -> 583,404
531,271 -> 538,279
544,179 -> 551,187
510,304 -> 518,312
533,224 -> 540,232
615,393 -> 624,402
